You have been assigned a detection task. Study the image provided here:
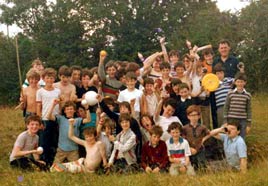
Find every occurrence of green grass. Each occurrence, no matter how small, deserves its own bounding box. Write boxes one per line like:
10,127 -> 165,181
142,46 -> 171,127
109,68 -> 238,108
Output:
1,94 -> 268,185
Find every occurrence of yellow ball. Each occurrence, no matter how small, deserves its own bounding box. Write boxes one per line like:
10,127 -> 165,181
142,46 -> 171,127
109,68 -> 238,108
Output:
100,50 -> 107,56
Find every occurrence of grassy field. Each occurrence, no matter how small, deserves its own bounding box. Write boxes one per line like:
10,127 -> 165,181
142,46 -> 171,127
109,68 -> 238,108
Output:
0,94 -> 268,186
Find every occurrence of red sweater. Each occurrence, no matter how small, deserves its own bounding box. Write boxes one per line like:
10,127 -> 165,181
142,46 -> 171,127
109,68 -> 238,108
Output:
141,140 -> 169,170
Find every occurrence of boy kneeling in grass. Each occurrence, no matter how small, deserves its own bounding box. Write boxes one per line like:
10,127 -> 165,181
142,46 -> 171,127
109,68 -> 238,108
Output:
166,122 -> 195,176
10,115 -> 48,171
141,125 -> 169,173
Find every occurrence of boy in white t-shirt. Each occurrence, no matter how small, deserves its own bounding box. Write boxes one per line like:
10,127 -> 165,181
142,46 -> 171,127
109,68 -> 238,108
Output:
154,98 -> 182,141
117,72 -> 143,121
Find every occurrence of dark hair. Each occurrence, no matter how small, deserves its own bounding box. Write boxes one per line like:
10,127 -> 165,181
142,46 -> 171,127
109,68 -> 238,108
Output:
167,122 -> 182,133
31,58 -> 43,67
227,118 -> 241,131
218,39 -> 230,47
58,65 -> 71,77
25,115 -> 42,125
140,114 -> 155,126
202,48 -> 214,56
174,62 -> 185,70
178,82 -> 189,90
103,118 -> 115,131
103,97 -> 116,107
171,78 -> 182,86
235,72 -> 247,82
169,50 -> 179,58
62,101 -> 76,114
116,68 -> 126,80
150,125 -> 163,136
160,62 -> 171,70
163,98 -> 177,109
42,68 -> 57,79
26,69 -> 41,81
186,105 -> 201,115
213,63 -> 225,73
105,60 -> 117,70
81,69 -> 92,78
125,71 -> 137,80
70,65 -> 82,73
83,127 -> 97,137
119,113 -> 132,124
126,62 -> 140,73
143,77 -> 154,86
119,101 -> 131,113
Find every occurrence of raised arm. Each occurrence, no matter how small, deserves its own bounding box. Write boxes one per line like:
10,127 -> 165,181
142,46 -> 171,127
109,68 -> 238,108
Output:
97,54 -> 107,82
160,37 -> 169,63
46,99 -> 59,121
68,118 -> 85,146
154,99 -> 164,122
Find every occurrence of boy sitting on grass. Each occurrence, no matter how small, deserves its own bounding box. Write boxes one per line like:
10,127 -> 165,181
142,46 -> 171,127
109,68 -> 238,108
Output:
10,115 -> 47,171
141,125 -> 169,173
166,122 -> 195,176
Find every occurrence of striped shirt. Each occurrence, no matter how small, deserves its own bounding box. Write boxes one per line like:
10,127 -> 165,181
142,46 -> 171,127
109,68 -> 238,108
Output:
223,88 -> 252,123
215,77 -> 234,108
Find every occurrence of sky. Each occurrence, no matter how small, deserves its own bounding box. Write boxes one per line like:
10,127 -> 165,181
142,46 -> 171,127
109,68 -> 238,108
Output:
0,0 -> 251,36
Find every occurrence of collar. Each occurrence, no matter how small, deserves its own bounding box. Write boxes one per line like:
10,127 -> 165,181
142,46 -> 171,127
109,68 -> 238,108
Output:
169,137 -> 184,144
149,141 -> 159,147
181,96 -> 191,102
227,135 -> 239,143
234,88 -> 246,93
189,123 -> 200,128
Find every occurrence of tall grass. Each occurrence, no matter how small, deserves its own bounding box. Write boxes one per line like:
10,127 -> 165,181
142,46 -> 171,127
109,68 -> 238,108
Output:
0,94 -> 268,185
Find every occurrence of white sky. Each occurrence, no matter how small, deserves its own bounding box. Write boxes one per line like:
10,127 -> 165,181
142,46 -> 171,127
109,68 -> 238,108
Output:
0,0 -> 251,36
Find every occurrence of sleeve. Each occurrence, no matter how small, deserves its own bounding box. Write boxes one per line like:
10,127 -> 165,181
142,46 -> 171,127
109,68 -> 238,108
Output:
14,133 -> 26,148
98,60 -> 106,82
246,95 -> 252,125
141,143 -> 148,170
99,101 -> 119,121
118,133 -> 136,153
184,139 -> 192,157
36,89 -> 42,102
159,142 -> 169,169
237,139 -> 247,158
117,91 -> 123,103
219,133 -> 226,142
166,141 -> 170,156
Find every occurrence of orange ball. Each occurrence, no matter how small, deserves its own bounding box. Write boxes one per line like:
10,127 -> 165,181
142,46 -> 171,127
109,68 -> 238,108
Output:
100,50 -> 107,56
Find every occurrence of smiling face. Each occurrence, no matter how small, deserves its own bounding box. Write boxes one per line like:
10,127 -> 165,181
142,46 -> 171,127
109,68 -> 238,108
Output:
218,43 -> 230,58
27,120 -> 41,135
64,106 -> 75,118
81,75 -> 90,87
150,134 -> 161,146
106,66 -> 117,78
187,111 -> 200,125
60,75 -> 70,85
120,119 -> 130,132
145,83 -> 154,95
179,88 -> 189,99
84,134 -> 96,143
235,79 -> 246,91
163,105 -> 175,118
170,128 -> 180,141
44,75 -> 55,87
28,77 -> 39,87
126,78 -> 136,90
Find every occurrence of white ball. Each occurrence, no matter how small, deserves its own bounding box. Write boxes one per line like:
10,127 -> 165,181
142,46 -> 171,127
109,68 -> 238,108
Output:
84,91 -> 98,106
81,99 -> 87,106
37,147 -> 43,154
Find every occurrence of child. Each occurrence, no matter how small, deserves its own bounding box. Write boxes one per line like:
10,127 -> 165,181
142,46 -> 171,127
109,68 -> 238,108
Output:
169,78 -> 182,100
140,114 -> 155,145
141,125 -> 169,173
21,69 -> 40,119
223,73 -> 251,139
201,48 -> 214,74
70,65 -> 82,86
154,98 -> 182,141
174,62 -> 190,87
98,54 -> 122,100
175,83 -> 193,126
182,105 -> 210,170
166,122 -> 195,176
209,120 -> 247,173
108,114 -> 138,173
97,116 -> 115,159
47,100 -> 91,164
117,71 -> 143,121
140,77 -> 160,117
36,68 -> 61,166
214,64 -> 234,127
54,65 -> 77,106
155,62 -> 172,98
10,115 -> 47,171
51,126 -> 107,173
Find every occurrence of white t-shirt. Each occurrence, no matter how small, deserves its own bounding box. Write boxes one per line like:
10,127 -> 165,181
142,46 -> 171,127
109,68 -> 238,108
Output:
155,116 -> 182,141
36,87 -> 61,120
117,88 -> 143,112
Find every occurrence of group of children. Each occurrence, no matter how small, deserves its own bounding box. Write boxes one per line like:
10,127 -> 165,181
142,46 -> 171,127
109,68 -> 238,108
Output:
10,39 -> 251,175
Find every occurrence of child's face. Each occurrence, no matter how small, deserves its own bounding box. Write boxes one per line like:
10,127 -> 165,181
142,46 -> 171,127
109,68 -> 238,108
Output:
175,67 -> 185,77
161,68 -> 170,77
119,105 -> 130,114
183,58 -> 191,69
105,126 -> 112,136
28,77 -> 39,86
27,120 -> 40,134
64,106 -> 75,118
235,79 -> 246,90
126,78 -> 136,90
106,66 -> 116,78
172,84 -> 180,95
226,125 -> 239,139
163,105 -> 175,118
150,134 -> 161,146
120,75 -> 126,84
141,116 -> 153,131
78,107 -> 86,118
120,120 -> 130,132
33,64 -> 44,73
99,113 -> 107,125
60,75 -> 70,85
187,111 -> 200,125
145,83 -> 154,94
153,60 -> 161,71
81,75 -> 90,87
216,71 -> 224,81
85,134 -> 96,143
71,70 -> 81,81
170,128 -> 180,141
170,55 -> 179,64
44,75 -> 55,86
179,88 -> 189,99
204,53 -> 213,64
